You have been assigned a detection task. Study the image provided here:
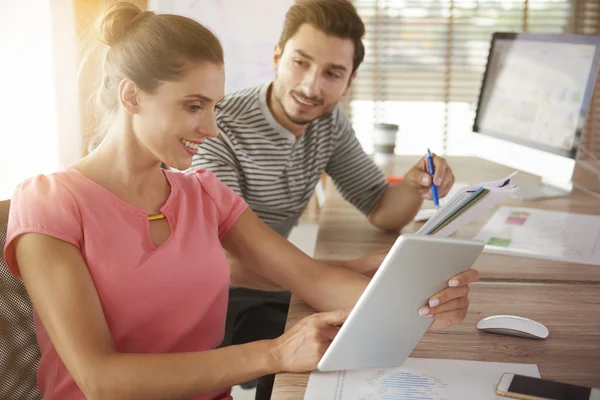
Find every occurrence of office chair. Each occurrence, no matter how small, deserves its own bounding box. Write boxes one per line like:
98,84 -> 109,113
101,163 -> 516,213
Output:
0,199 -> 42,400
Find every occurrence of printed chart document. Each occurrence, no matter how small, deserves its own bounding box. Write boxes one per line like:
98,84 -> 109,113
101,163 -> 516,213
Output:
304,358 -> 540,400
416,172 -> 518,237
475,206 -> 600,266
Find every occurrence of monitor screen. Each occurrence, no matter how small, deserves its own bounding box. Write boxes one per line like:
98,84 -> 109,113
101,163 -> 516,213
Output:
474,33 -> 600,159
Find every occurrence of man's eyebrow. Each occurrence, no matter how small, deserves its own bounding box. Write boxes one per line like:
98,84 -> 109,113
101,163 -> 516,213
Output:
294,49 -> 348,72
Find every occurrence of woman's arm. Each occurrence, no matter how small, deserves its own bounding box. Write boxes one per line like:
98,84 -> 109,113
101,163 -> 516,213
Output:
15,233 -> 286,400
228,248 -> 388,290
222,210 -> 371,312
228,251 -> 283,291
221,209 -> 479,329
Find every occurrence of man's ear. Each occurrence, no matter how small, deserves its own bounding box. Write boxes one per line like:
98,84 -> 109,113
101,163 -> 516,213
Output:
342,71 -> 357,97
272,43 -> 283,71
118,78 -> 140,114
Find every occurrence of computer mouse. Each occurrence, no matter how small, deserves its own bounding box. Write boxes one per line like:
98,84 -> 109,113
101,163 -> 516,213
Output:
476,315 -> 549,340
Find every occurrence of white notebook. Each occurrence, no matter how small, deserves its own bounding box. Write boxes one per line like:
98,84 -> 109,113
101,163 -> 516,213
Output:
416,172 -> 518,237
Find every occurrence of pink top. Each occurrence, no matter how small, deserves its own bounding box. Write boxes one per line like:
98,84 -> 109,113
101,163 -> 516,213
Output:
3,168 -> 248,400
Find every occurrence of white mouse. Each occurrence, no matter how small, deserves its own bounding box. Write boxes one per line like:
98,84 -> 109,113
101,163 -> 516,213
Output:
477,315 -> 549,340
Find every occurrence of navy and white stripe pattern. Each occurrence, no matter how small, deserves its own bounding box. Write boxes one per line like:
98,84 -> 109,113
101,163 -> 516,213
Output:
190,83 -> 389,238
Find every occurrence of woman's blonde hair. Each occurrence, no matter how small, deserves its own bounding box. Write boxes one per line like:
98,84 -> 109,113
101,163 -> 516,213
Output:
82,2 -> 223,147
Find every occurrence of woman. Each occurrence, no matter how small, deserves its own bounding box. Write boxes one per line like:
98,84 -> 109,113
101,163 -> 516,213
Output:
3,3 -> 479,400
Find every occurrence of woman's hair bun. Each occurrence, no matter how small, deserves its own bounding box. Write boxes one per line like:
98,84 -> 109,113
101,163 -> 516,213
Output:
96,2 -> 148,46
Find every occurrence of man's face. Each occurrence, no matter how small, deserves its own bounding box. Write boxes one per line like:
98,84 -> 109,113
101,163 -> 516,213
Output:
271,23 -> 356,126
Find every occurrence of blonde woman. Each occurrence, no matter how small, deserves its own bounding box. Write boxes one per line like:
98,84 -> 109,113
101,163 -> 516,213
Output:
3,3 -> 479,400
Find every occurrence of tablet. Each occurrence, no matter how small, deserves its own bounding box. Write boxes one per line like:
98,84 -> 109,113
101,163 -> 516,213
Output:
317,234 -> 484,372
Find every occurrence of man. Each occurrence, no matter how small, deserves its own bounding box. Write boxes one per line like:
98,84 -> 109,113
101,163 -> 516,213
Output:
190,0 -> 455,395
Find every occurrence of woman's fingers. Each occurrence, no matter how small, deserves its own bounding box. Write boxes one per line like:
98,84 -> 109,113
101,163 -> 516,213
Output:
419,296 -> 470,317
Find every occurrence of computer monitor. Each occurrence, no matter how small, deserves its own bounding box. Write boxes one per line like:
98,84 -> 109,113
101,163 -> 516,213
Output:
470,32 -> 600,199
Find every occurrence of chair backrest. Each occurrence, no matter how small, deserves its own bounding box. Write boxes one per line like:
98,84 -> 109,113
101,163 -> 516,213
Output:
0,199 -> 42,400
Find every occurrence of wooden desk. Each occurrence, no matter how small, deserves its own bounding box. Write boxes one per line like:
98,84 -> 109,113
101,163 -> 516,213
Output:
272,282 -> 600,399
316,156 -> 600,284
272,156 -> 600,399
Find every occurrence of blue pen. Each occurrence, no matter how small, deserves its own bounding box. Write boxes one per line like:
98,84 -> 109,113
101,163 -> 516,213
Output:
426,149 -> 440,209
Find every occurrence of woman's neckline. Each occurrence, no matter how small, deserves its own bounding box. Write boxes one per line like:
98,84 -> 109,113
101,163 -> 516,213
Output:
66,166 -> 177,217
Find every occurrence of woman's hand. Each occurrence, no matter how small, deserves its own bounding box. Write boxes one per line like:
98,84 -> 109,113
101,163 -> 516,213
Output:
419,269 -> 480,331
270,309 -> 349,373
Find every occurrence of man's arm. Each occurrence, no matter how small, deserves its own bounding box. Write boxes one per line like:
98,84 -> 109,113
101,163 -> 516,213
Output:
325,107 -> 415,232
326,107 -> 455,232
325,108 -> 391,226
367,182 -> 423,231
368,154 -> 456,231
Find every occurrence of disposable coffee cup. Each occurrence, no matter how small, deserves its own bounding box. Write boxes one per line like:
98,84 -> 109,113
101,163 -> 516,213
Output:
373,123 -> 399,165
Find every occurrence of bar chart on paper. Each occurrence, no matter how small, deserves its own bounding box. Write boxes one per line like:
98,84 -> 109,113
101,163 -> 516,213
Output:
361,370 -> 449,399
304,358 -> 540,400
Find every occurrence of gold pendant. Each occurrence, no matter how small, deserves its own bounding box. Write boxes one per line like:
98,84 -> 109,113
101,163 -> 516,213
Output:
148,213 -> 165,221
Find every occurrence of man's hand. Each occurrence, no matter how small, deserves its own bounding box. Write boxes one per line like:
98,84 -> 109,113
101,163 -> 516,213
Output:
404,153 -> 455,200
337,247 -> 391,277
355,247 -> 390,277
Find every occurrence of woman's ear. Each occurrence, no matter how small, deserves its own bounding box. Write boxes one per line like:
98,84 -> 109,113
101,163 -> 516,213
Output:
118,78 -> 140,114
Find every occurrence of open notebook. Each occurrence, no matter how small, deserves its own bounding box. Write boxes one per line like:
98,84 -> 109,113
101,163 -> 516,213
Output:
416,172 -> 518,237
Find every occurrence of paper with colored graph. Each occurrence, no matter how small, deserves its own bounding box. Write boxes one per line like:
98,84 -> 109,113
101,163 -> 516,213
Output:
416,172 -> 518,237
304,358 -> 540,400
475,206 -> 600,266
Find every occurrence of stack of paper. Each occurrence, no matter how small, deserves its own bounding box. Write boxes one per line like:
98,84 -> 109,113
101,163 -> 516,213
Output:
416,172 -> 518,237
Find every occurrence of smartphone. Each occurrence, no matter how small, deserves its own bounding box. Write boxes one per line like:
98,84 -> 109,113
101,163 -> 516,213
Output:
496,373 -> 600,400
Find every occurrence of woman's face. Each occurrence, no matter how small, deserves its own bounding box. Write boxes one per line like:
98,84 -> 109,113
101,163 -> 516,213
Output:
131,62 -> 225,170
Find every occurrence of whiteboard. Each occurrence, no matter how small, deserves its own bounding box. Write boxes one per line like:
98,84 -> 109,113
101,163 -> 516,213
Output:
149,0 -> 293,93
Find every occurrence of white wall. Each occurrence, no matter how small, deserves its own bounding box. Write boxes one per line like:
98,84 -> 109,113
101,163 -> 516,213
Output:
0,0 -> 81,199
51,0 -> 83,172
149,0 -> 293,94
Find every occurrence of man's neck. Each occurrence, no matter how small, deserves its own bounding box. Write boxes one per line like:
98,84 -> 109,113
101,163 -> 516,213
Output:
266,83 -> 307,138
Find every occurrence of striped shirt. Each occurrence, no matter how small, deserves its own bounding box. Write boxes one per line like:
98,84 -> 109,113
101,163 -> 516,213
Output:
190,82 -> 389,238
